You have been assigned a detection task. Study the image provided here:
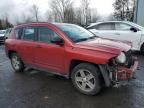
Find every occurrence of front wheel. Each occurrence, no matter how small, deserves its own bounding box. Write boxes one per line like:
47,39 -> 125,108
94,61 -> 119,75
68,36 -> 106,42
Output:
10,53 -> 25,72
71,63 -> 101,95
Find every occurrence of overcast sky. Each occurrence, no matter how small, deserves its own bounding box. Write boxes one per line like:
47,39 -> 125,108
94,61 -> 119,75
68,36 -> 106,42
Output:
0,0 -> 115,24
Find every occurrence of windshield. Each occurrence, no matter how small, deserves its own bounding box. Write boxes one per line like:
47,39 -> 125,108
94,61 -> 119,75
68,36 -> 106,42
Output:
127,22 -> 144,30
0,30 -> 6,34
57,24 -> 97,43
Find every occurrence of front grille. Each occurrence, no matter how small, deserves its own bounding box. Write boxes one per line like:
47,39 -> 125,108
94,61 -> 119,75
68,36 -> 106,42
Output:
125,50 -> 133,67
0,36 -> 5,41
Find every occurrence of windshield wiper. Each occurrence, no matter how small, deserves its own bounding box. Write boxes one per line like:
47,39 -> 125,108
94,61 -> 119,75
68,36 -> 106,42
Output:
89,35 -> 98,39
75,38 -> 89,42
75,35 -> 98,43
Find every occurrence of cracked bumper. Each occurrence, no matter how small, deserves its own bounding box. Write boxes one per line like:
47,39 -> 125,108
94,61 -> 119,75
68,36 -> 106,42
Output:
116,57 -> 138,80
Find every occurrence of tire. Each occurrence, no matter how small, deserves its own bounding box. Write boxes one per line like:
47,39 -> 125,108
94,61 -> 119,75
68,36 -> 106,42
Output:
10,53 -> 25,72
71,63 -> 101,95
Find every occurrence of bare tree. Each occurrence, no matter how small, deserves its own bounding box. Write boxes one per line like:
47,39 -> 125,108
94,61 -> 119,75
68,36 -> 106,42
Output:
129,0 -> 135,21
30,4 -> 39,22
73,8 -> 82,25
45,10 -> 54,22
89,8 -> 100,23
21,12 -> 33,23
64,5 -> 75,23
72,3 -> 99,26
107,14 -> 115,21
113,0 -> 135,21
49,0 -> 99,25
50,0 -> 73,22
81,0 -> 90,26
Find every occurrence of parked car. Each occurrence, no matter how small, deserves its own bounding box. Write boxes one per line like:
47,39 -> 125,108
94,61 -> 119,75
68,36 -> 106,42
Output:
87,21 -> 144,54
4,28 -> 12,39
0,30 -> 6,44
5,23 -> 138,95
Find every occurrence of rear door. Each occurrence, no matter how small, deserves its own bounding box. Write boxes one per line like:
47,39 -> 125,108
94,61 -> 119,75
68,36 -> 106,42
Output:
16,26 -> 37,65
34,26 -> 65,73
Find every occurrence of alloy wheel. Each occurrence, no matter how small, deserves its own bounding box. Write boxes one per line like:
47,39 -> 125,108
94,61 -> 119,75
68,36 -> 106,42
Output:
11,55 -> 20,70
75,69 -> 95,92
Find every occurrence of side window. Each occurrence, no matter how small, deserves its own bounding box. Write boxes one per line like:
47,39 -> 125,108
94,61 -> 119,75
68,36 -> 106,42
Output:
23,27 -> 36,41
15,28 -> 23,39
38,27 -> 51,43
115,23 -> 132,31
38,27 -> 62,44
96,23 -> 115,30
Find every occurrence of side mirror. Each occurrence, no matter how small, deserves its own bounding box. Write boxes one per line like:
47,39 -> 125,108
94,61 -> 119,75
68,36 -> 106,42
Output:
51,38 -> 64,46
130,27 -> 137,32
5,36 -> 8,39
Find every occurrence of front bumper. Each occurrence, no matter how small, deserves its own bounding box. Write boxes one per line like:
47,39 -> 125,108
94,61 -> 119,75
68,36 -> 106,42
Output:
116,57 -> 138,81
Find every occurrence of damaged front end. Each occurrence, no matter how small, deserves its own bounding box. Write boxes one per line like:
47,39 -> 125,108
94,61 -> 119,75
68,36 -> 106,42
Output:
100,50 -> 138,87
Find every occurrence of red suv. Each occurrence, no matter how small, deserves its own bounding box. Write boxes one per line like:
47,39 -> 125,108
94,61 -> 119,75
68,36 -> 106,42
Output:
5,23 -> 138,95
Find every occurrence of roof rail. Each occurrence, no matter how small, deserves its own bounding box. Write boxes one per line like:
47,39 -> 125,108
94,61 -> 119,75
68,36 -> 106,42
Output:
16,22 -> 50,26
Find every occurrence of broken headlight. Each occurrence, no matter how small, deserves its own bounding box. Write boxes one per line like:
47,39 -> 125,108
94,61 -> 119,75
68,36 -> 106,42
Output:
116,52 -> 126,64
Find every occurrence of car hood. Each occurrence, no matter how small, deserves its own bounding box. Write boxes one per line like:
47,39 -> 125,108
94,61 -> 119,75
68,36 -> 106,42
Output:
0,34 -> 5,37
75,38 -> 131,55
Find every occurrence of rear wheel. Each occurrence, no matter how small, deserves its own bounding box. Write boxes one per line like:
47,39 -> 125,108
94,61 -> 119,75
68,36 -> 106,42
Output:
71,63 -> 101,95
10,53 -> 25,72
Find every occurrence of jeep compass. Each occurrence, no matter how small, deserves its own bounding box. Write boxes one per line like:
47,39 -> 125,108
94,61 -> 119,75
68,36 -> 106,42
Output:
5,23 -> 138,95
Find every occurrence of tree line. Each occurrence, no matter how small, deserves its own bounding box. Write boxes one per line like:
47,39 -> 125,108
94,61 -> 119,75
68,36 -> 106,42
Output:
0,0 -> 136,28
0,18 -> 13,30
113,0 -> 135,21
15,0 -> 100,27
19,0 -> 136,25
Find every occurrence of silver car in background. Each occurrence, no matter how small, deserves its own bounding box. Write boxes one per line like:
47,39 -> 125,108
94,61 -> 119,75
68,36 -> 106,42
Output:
0,30 -> 6,44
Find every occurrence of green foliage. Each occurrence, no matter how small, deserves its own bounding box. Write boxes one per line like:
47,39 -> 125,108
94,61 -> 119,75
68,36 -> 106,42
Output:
0,19 -> 13,30
0,20 -> 2,30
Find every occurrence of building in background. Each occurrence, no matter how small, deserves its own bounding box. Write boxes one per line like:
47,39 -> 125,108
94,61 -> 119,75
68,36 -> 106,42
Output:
134,0 -> 144,27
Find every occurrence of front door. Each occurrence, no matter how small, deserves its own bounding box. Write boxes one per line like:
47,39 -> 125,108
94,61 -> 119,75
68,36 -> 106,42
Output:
114,22 -> 142,50
34,26 -> 65,73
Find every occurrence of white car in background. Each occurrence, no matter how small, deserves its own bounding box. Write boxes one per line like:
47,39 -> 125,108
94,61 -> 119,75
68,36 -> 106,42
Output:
87,21 -> 144,54
4,28 -> 12,39
0,30 -> 6,44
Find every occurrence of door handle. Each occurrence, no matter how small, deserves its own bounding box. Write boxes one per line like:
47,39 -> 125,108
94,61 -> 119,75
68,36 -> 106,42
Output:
34,45 -> 41,48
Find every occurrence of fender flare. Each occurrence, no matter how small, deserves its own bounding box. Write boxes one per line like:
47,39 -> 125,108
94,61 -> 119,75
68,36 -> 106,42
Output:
98,65 -> 111,87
